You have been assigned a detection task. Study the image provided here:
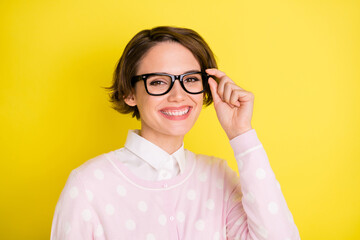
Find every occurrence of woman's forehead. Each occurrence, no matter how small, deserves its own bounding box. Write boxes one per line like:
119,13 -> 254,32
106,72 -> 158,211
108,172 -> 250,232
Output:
136,42 -> 201,75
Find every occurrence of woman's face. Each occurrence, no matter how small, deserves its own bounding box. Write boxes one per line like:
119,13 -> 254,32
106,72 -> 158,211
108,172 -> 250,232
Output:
126,41 -> 204,139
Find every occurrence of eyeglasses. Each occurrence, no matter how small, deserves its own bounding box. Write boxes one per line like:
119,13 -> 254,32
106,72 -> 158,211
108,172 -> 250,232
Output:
131,71 -> 209,96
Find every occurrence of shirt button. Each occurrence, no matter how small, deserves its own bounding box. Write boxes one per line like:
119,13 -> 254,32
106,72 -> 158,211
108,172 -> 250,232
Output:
169,216 -> 175,221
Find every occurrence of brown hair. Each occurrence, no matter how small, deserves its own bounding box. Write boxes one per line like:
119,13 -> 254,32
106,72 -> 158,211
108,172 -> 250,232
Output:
105,26 -> 218,119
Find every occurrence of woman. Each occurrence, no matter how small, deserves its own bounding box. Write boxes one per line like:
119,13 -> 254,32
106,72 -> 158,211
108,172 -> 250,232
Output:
51,26 -> 300,239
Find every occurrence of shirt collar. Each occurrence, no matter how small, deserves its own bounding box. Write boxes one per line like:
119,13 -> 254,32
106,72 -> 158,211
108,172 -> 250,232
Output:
124,130 -> 186,173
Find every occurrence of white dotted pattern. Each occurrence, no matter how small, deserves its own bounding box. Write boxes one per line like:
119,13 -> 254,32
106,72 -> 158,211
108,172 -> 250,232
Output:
187,190 -> 196,200
82,209 -> 92,221
69,187 -> 78,199
216,179 -> 224,189
94,169 -> 104,180
106,204 -> 115,215
213,231 -> 220,240
85,189 -> 93,202
146,233 -> 156,240
256,168 -> 266,180
195,219 -> 205,231
138,201 -> 148,212
64,221 -> 71,235
158,215 -> 167,226
95,224 -> 104,237
206,199 -> 215,210
117,185 -> 127,196
198,172 -> 208,182
177,211 -> 185,222
268,201 -> 279,214
125,219 -> 136,231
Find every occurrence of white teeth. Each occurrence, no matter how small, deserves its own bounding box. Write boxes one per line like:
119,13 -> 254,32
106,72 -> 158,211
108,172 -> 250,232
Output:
161,108 -> 190,116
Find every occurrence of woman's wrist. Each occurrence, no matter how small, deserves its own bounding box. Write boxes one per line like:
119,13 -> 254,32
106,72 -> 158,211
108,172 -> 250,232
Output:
227,126 -> 253,140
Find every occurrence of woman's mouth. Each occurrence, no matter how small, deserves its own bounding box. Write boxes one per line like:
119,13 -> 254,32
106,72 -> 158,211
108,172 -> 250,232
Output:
159,106 -> 192,120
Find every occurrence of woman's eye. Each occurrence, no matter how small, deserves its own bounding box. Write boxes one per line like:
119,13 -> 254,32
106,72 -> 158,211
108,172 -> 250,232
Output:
184,77 -> 200,83
149,80 -> 167,86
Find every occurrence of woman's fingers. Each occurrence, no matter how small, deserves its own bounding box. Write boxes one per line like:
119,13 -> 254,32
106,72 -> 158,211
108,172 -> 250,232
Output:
206,69 -> 232,100
230,90 -> 242,107
208,76 -> 221,105
206,68 -> 244,103
206,68 -> 246,107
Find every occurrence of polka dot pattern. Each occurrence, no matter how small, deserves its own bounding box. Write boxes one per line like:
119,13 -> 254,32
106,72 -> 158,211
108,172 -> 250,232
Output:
64,221 -> 71,235
256,168 -> 266,180
51,129 -> 299,239
95,224 -> 104,237
187,190 -> 196,200
125,219 -> 136,231
138,201 -> 148,212
94,169 -> 104,180
106,204 -> 115,215
198,172 -> 208,182
69,186 -> 78,199
268,201 -> 279,214
85,189 -> 93,202
195,219 -> 205,231
206,199 -> 215,210
213,231 -> 220,240
117,185 -> 127,196
177,211 -> 185,222
146,233 -> 156,240
216,179 -> 224,189
82,209 -> 92,221
158,214 -> 167,226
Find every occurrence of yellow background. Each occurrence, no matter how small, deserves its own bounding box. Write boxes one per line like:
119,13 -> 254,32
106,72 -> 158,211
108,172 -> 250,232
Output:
1,0 -> 359,239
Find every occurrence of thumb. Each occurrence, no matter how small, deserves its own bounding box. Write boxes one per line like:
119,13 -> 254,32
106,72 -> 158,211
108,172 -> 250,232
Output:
208,77 -> 221,105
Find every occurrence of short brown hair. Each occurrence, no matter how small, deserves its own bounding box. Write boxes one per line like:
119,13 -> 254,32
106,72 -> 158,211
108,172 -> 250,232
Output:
105,26 -> 218,119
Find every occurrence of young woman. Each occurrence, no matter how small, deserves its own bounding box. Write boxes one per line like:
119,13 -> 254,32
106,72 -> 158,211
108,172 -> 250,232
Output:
51,26 -> 300,240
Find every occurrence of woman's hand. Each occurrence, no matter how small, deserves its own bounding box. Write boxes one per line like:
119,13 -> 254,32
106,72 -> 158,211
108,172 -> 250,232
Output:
206,68 -> 254,140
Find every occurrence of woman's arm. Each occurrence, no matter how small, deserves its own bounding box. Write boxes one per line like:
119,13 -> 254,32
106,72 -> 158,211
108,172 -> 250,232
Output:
51,170 -> 99,240
225,129 -> 300,239
207,69 -> 300,239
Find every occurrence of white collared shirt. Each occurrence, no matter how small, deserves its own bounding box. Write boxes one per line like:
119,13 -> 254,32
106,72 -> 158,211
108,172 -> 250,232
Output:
114,130 -> 186,181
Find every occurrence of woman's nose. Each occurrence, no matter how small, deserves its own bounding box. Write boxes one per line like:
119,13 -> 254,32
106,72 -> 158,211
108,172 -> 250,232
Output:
167,81 -> 186,101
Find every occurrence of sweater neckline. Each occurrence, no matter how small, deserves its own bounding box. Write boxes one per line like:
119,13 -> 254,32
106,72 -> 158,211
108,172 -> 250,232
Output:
105,150 -> 196,191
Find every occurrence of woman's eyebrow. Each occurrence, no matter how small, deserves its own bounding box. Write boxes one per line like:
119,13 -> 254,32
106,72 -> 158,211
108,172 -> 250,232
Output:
154,70 -> 202,75
184,69 -> 202,74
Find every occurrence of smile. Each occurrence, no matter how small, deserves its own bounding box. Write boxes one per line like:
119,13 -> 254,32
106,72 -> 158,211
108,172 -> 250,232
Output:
159,106 -> 192,120
160,107 -> 190,116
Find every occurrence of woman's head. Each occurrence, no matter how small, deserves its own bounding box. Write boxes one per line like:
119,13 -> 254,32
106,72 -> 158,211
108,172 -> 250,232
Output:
107,26 -> 218,119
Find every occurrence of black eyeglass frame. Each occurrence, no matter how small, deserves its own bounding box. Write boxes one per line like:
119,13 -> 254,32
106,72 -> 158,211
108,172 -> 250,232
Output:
131,71 -> 210,96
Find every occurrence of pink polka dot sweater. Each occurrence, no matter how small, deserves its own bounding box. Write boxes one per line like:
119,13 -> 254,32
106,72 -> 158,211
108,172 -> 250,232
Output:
51,129 -> 300,239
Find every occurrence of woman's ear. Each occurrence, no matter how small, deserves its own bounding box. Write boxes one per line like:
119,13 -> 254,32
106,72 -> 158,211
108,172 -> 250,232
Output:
124,93 -> 137,107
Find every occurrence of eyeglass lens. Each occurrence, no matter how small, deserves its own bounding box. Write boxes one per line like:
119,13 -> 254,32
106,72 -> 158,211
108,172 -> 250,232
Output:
146,73 -> 204,95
